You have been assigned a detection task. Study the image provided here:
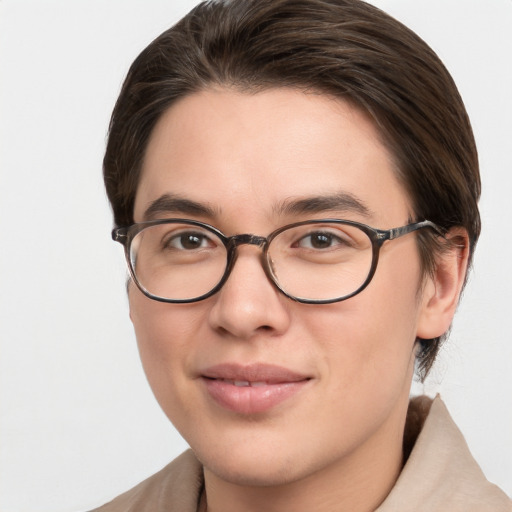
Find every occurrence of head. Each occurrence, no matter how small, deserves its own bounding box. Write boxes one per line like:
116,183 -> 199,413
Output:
104,0 -> 480,379
103,0 -> 480,495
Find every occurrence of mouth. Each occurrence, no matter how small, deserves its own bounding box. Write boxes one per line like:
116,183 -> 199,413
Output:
200,363 -> 312,415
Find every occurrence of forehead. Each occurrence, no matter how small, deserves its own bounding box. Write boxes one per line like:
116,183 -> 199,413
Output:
135,88 -> 412,228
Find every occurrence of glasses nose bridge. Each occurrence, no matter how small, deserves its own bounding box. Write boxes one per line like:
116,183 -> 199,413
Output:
228,233 -> 268,250
223,233 -> 274,289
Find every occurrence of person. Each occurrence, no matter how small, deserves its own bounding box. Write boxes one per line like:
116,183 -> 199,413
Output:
92,0 -> 511,510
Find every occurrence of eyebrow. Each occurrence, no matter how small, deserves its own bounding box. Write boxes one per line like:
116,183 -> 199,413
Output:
143,194 -> 219,221
275,192 -> 374,218
142,191 -> 373,222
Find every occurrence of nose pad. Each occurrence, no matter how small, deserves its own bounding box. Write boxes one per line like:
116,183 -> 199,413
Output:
267,255 -> 278,281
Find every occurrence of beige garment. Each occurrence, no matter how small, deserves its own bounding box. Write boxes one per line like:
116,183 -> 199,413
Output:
91,397 -> 511,511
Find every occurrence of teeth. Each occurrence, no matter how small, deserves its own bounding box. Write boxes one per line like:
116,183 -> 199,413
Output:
224,379 -> 268,387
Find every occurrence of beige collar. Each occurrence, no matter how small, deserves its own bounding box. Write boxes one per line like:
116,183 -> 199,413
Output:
376,396 -> 511,511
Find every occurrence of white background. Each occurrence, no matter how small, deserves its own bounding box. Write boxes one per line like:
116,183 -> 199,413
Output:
1,1 -> 511,510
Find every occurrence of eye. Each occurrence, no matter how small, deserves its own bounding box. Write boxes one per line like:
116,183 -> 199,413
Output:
165,231 -> 215,250
295,231 -> 346,250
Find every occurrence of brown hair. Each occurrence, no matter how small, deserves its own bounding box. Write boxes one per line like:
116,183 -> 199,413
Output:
103,0 -> 481,378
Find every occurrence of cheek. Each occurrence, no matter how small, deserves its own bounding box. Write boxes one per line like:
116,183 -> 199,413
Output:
304,251 -> 423,393
361,255 -> 423,379
128,291 -> 205,417
304,301 -> 416,386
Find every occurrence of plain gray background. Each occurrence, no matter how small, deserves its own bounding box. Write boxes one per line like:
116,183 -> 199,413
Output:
1,1 -> 511,510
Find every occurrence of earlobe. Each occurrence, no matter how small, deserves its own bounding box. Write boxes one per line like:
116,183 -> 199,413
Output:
416,228 -> 470,340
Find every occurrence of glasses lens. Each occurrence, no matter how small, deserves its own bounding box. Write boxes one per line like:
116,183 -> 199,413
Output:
129,222 -> 227,301
267,222 -> 373,301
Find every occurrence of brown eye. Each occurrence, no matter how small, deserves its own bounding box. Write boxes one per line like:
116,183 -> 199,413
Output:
295,231 -> 345,250
165,231 -> 213,250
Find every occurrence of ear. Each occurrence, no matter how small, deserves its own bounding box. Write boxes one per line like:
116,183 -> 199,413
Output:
416,228 -> 470,340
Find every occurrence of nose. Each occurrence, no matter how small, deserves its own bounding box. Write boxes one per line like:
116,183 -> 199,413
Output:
207,245 -> 292,341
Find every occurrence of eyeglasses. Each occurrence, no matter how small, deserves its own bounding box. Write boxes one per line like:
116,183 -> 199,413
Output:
112,218 -> 441,304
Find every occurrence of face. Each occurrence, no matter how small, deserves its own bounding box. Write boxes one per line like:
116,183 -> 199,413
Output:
130,88 -> 433,486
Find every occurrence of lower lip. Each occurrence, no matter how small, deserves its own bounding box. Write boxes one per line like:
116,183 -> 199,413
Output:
202,378 -> 310,414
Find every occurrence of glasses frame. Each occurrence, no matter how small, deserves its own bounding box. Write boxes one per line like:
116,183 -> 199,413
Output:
112,218 -> 441,305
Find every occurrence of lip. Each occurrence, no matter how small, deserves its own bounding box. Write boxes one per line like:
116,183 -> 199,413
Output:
200,363 -> 312,415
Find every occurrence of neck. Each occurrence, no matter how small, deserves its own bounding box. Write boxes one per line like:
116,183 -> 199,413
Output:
202,399 -> 409,512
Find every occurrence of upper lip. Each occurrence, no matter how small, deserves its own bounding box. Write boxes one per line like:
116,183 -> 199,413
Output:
200,363 -> 311,384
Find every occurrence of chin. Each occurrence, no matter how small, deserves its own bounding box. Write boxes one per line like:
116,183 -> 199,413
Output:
200,453 -> 306,487
193,434 -> 337,489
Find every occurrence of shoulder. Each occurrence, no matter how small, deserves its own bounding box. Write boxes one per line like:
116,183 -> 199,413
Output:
89,450 -> 203,512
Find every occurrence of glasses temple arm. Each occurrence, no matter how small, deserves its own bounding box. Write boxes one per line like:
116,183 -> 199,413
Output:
387,220 -> 443,240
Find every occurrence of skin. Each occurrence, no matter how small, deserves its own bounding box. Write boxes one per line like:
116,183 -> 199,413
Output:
129,88 -> 467,512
